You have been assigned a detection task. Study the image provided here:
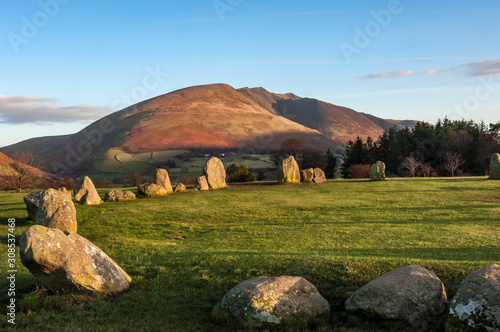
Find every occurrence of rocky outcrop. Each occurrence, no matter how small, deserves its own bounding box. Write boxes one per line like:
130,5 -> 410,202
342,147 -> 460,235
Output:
174,183 -> 187,193
313,168 -> 327,183
489,153 -> 500,179
203,157 -> 227,189
370,161 -> 386,181
449,264 -> 500,331
74,176 -> 102,205
277,156 -> 300,183
34,188 -> 77,233
104,190 -> 136,202
194,176 -> 209,191
221,276 -> 330,327
155,168 -> 173,192
137,183 -> 168,197
24,191 -> 42,220
345,265 -> 447,330
300,168 -> 314,182
19,225 -> 131,294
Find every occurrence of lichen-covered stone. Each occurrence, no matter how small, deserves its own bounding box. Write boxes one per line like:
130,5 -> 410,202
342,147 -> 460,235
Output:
104,190 -> 136,202
174,183 -> 187,193
277,156 -> 300,183
449,264 -> 500,331
313,168 -> 327,183
74,176 -> 102,205
300,168 -> 314,182
137,183 -> 168,197
155,168 -> 173,192
345,265 -> 447,330
194,176 -> 209,191
203,157 -> 227,189
20,225 -> 131,294
221,276 -> 330,327
489,153 -> 500,180
24,191 -> 42,220
34,188 -> 77,233
370,161 -> 386,181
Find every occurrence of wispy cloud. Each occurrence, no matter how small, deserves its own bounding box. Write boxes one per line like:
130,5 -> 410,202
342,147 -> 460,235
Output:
0,95 -> 112,124
457,58 -> 500,77
423,69 -> 442,76
357,70 -> 414,80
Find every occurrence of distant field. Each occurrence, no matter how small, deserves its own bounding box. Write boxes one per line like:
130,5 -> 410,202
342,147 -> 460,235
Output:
90,149 -> 274,180
1,178 -> 499,331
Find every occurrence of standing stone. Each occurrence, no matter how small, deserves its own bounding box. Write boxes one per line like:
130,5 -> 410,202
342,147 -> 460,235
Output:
20,225 -> 131,294
221,276 -> 330,327
313,168 -> 327,183
194,176 -> 209,191
74,176 -> 102,205
203,157 -> 227,189
138,183 -> 168,197
24,191 -> 42,220
449,264 -> 500,331
345,265 -> 447,330
370,161 -> 386,181
155,168 -> 173,192
489,153 -> 500,179
34,188 -> 77,233
300,168 -> 314,182
174,183 -> 187,193
104,190 -> 136,202
277,156 -> 300,183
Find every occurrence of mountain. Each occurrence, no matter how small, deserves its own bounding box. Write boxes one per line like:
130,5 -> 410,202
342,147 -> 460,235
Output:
1,83 -> 422,175
360,113 -> 420,130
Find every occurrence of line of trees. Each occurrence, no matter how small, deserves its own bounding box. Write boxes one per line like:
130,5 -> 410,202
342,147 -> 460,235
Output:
270,138 -> 338,178
342,119 -> 500,178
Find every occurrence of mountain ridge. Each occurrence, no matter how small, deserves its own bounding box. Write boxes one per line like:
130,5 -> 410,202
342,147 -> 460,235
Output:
1,83 -> 422,175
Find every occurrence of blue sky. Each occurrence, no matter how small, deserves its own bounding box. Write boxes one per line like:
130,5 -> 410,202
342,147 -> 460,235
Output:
1,0 -> 499,147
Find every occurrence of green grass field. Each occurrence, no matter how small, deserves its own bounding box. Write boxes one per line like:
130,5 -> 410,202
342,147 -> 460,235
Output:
1,178 -> 499,331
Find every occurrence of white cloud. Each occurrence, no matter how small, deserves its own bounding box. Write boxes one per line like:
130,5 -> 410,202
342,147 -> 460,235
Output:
0,95 -> 112,124
357,70 -> 414,80
458,58 -> 500,77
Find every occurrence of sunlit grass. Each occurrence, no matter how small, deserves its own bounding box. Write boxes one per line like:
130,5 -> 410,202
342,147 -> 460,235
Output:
0,177 -> 499,331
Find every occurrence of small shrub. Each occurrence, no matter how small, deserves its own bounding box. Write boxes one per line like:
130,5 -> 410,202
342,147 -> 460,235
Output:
347,164 -> 370,179
226,163 -> 255,183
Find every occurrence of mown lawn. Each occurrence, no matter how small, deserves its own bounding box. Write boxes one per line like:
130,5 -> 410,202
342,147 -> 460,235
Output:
1,177 -> 499,331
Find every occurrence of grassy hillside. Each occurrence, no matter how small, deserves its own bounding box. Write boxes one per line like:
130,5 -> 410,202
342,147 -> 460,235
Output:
1,178 -> 499,331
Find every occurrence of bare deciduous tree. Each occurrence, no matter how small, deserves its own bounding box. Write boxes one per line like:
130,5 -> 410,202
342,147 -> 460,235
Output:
419,162 -> 434,177
0,149 -> 41,193
401,156 -> 421,177
444,151 -> 465,177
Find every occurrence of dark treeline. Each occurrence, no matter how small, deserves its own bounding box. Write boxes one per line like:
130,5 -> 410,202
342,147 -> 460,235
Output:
342,119 -> 500,178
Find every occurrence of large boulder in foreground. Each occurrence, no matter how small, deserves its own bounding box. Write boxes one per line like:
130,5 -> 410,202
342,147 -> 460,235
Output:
194,176 -> 209,191
138,183 -> 168,197
449,264 -> 500,331
24,191 -> 42,220
345,265 -> 447,330
203,157 -> 227,189
489,153 -> 500,179
300,168 -> 314,182
220,276 -> 330,327
34,188 -> 77,233
104,190 -> 136,202
370,161 -> 386,181
74,176 -> 102,205
313,168 -> 327,183
277,156 -> 300,183
20,225 -> 131,294
155,168 -> 173,192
